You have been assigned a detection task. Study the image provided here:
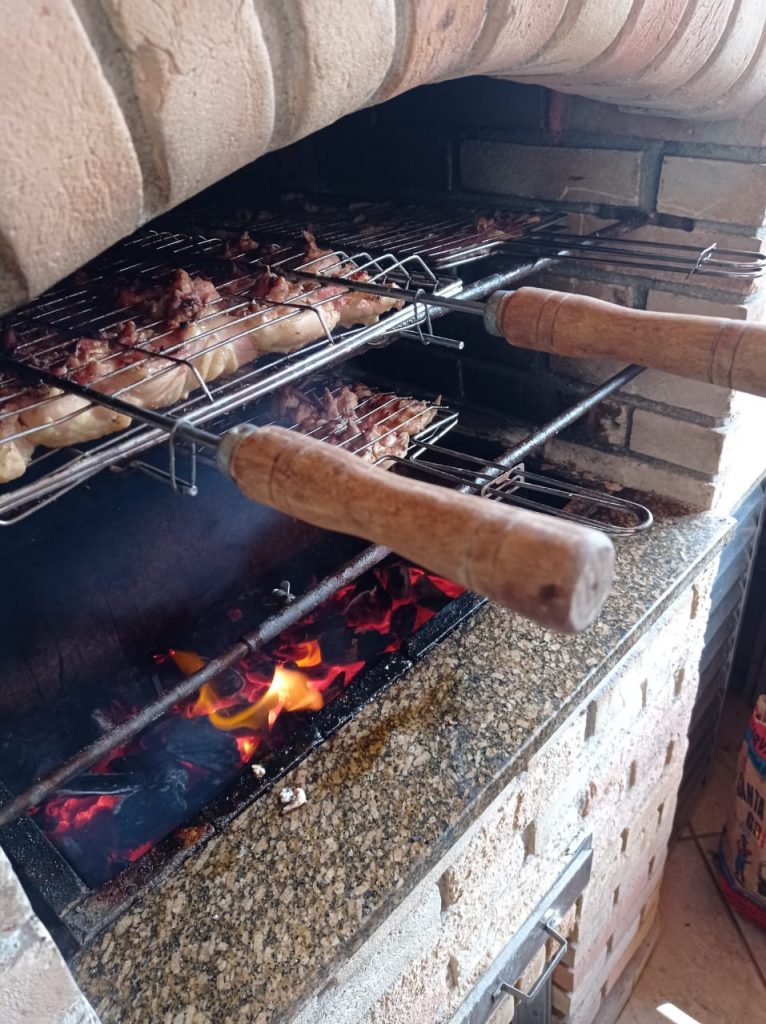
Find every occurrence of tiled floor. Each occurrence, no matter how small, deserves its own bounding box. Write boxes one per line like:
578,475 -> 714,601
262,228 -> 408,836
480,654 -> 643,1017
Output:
616,697 -> 766,1024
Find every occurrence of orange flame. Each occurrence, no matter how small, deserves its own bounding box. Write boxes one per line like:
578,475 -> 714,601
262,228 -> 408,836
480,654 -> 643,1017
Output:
169,649 -> 207,675
205,664 -> 323,732
169,646 -> 324,736
293,640 -> 321,668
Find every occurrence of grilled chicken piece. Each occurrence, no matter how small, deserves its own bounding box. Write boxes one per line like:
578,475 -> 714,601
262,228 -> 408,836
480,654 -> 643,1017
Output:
17,337 -> 135,448
301,232 -> 404,328
2,262 -> 346,480
275,381 -> 437,466
0,390 -> 37,484
218,273 -> 340,363
116,269 -> 221,329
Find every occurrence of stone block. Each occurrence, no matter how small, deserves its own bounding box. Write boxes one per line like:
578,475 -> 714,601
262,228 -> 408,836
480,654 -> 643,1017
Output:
567,803 -> 673,972
644,290 -> 761,321
587,915 -> 661,1024
657,156 -> 766,226
0,850 -> 99,1024
0,931 -> 100,1024
558,887 -> 661,1022
551,354 -> 737,420
293,568 -> 717,1024
527,273 -> 637,309
630,409 -> 727,475
0,852 -> 34,946
564,94 -> 766,148
460,142 -> 644,206
627,373 -> 734,422
545,437 -> 718,509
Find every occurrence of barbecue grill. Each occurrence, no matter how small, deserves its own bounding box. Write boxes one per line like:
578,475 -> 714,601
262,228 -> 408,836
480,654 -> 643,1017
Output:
0,193 -> 751,955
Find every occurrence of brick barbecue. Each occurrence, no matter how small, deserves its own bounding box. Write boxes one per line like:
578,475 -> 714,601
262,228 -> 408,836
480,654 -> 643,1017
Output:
1,5 -> 766,1024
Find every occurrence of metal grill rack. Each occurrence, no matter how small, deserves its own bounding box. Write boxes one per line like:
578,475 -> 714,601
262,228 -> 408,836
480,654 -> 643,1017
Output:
169,198 -> 567,270
399,444 -> 652,536
127,377 -> 460,490
494,231 -> 766,280
0,195 -> 698,526
121,371 -> 652,535
172,195 -> 766,278
0,236 -> 460,524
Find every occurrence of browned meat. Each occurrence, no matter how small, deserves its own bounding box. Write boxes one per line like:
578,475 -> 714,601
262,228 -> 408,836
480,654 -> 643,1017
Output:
117,269 -> 221,328
0,387 -> 38,484
300,232 -> 405,328
222,231 -> 260,258
275,381 -> 438,465
4,263 -> 343,473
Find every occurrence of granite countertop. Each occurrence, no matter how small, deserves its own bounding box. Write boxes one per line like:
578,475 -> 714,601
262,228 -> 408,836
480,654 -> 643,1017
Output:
74,502 -> 731,1024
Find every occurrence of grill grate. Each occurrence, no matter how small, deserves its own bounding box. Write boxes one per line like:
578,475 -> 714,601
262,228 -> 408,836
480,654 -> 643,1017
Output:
126,377 -> 460,490
0,196 -> 694,526
173,195 -> 766,278
167,197 -> 565,270
0,233 -> 460,523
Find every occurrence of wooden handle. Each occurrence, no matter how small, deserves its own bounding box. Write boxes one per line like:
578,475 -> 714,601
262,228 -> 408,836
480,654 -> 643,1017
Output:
487,287 -> 766,397
218,425 -> 615,633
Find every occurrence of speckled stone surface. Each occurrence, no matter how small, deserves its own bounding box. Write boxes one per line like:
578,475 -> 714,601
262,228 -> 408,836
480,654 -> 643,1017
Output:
73,503 -> 731,1024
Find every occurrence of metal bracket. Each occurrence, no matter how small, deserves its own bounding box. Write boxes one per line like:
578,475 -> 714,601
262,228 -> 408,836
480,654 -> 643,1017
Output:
492,915 -> 568,1004
452,836 -> 592,1024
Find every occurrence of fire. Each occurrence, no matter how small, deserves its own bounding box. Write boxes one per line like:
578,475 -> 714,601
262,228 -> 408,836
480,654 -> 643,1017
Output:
235,735 -> 260,763
33,562 -> 467,888
293,640 -> 321,668
169,648 -> 207,675
43,794 -> 120,834
171,646 -> 325,736
206,664 -> 323,732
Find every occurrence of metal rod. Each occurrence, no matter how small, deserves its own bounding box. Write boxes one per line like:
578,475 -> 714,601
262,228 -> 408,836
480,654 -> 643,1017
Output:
284,268 -> 487,316
460,258 -> 558,299
0,544 -> 388,828
0,357 -> 221,451
497,364 -> 645,468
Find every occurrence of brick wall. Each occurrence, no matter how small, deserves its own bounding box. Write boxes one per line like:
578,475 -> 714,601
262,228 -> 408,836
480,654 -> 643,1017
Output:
287,557 -> 719,1024
262,77 -> 766,512
0,848 -> 99,1024
456,83 -> 766,511
451,81 -> 766,513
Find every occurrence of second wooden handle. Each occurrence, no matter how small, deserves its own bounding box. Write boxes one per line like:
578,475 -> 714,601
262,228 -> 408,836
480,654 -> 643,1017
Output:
487,287 -> 766,397
218,425 -> 615,633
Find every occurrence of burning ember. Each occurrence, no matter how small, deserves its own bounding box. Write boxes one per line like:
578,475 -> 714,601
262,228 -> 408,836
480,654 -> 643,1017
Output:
24,562 -> 463,887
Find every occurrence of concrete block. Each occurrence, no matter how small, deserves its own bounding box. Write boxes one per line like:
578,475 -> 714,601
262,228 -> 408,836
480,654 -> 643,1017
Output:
630,409 -> 726,475
564,95 -> 766,148
460,142 -> 644,206
657,156 -> 766,226
545,438 -> 718,509
619,224 -> 765,296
